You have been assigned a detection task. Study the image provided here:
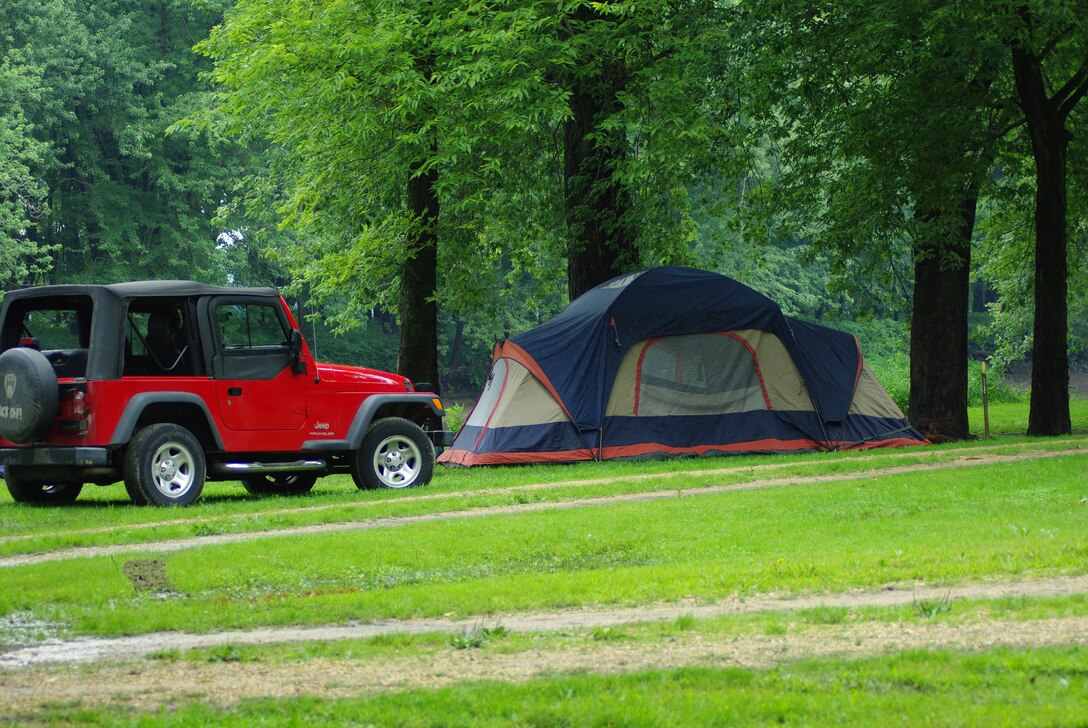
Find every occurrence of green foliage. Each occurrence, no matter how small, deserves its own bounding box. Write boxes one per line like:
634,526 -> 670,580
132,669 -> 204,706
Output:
912,594 -> 952,619
0,57 -> 51,289
0,0 -> 253,287
442,402 -> 468,434
197,0 -> 736,384
726,0 -> 1005,309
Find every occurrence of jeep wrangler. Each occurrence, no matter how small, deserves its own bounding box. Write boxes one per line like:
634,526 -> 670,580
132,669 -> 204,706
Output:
0,281 -> 446,506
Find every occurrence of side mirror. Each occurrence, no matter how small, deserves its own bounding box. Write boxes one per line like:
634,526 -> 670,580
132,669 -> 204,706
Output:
288,329 -> 306,373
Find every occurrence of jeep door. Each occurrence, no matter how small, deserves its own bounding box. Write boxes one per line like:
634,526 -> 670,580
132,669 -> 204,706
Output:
204,297 -> 308,433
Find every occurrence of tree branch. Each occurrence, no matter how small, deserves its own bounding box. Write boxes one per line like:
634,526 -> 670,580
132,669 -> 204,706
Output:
1039,24 -> 1074,61
1056,55 -> 1088,119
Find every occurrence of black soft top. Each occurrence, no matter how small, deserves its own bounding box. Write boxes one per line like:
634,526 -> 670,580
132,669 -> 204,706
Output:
2,280 -> 280,302
1,281 -> 283,380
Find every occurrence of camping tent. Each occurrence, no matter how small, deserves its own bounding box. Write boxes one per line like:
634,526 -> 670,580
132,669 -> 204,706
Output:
439,266 -> 927,466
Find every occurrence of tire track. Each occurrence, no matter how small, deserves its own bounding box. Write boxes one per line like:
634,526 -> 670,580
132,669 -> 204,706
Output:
2,448 -> 1084,569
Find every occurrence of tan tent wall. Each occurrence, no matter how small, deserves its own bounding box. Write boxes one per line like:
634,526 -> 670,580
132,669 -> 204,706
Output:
735,330 -> 816,412
468,357 -> 571,429
606,329 -> 819,416
848,362 -> 906,419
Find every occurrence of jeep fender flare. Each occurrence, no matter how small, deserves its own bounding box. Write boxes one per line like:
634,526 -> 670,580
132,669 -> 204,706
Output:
110,393 -> 225,449
303,394 -> 443,451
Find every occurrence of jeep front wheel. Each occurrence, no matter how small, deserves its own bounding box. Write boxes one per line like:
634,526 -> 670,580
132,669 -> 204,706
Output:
123,424 -> 206,506
4,467 -> 83,505
351,417 -> 434,490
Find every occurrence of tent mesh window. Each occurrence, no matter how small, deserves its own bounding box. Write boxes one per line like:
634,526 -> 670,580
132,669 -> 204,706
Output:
634,333 -> 770,416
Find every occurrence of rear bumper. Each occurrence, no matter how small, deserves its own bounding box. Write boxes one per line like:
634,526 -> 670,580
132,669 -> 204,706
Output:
0,447 -> 109,467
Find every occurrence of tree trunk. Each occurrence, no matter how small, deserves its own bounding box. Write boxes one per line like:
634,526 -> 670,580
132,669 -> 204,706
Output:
908,195 -> 976,440
1011,45 -> 1071,436
563,6 -> 636,301
447,317 -> 465,371
397,162 -> 441,392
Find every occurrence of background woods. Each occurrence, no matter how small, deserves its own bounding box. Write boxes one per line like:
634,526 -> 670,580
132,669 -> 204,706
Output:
1,0 -> 1085,435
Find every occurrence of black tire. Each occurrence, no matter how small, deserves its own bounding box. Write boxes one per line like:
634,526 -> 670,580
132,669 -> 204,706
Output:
351,417 -> 435,490
0,347 -> 59,443
123,424 -> 205,506
4,466 -> 83,505
241,473 -> 317,496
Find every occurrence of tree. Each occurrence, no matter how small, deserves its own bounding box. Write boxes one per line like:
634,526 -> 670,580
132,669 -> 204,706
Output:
730,1 -> 1010,439
1,0 -> 247,286
555,0 -> 728,299
198,1 -> 572,388
1002,2 -> 1088,436
0,57 -> 50,289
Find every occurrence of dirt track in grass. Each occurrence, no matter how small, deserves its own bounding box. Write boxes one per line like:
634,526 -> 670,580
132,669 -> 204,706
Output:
2,446 -> 1086,569
2,445 -> 1087,712
1,574 -> 1087,712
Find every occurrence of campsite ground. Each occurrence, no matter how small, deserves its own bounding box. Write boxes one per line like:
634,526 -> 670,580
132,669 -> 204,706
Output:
1,402 -> 1087,725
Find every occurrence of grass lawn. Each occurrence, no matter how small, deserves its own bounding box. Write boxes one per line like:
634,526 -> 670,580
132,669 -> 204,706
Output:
14,645 -> 1087,726
1,451 -> 1085,637
970,397 -> 1088,436
1,400 -> 1086,725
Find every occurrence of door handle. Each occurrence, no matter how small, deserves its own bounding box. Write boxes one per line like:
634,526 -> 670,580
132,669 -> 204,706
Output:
227,387 -> 242,396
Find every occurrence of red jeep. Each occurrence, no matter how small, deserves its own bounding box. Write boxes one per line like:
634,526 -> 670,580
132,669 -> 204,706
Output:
0,281 -> 445,506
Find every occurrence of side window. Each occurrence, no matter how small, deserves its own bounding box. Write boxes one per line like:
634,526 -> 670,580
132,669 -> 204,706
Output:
216,304 -> 287,350
124,301 -> 198,376
210,300 -> 293,381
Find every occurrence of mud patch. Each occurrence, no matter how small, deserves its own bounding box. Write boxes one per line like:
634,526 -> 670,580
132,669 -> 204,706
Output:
0,613 -> 64,652
122,559 -> 177,596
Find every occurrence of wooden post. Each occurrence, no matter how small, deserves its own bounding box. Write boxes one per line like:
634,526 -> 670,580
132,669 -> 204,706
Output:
981,360 -> 990,439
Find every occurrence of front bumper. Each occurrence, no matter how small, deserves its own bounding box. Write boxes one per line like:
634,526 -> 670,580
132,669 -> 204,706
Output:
0,447 -> 109,467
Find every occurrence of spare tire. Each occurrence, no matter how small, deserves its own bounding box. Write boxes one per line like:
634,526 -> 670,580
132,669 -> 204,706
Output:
0,347 -> 59,443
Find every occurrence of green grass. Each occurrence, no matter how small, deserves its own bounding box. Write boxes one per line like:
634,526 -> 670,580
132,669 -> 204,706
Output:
2,454 -> 1086,637
2,436 -> 1085,557
969,398 -> 1088,436
16,646 -> 1088,726
3,412 -> 1088,726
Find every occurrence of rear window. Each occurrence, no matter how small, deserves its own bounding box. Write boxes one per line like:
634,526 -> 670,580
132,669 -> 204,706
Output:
1,295 -> 94,378
2,296 -> 93,352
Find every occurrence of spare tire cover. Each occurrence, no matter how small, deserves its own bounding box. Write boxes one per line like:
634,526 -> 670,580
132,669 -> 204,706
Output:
0,347 -> 59,443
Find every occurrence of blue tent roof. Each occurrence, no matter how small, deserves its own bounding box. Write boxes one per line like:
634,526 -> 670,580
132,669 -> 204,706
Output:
508,266 -> 861,430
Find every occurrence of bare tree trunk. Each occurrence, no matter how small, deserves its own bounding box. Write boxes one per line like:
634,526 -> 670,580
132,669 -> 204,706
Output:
908,194 -> 977,440
397,162 -> 441,391
1010,41 -> 1078,436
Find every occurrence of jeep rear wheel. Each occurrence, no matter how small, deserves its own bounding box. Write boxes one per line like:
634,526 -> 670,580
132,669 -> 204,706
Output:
0,348 -> 59,443
4,466 -> 83,504
351,417 -> 434,490
123,424 -> 205,506
241,473 -> 317,496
